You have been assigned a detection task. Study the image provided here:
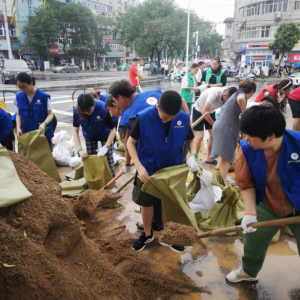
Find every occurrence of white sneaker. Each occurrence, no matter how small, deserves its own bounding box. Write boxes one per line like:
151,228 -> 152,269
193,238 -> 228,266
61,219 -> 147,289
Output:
224,176 -> 236,185
135,206 -> 141,213
226,266 -> 258,283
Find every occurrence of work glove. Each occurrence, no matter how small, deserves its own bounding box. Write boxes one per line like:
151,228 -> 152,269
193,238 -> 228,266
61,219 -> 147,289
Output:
241,214 -> 257,234
132,168 -> 137,175
97,145 -> 108,157
121,165 -> 131,174
187,156 -> 199,173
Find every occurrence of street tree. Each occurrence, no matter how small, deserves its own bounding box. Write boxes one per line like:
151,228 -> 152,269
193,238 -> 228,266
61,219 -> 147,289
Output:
269,22 -> 300,77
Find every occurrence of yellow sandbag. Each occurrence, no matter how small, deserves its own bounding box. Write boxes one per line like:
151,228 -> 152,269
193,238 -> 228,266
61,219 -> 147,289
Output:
65,162 -> 84,180
60,177 -> 88,197
18,130 -> 61,182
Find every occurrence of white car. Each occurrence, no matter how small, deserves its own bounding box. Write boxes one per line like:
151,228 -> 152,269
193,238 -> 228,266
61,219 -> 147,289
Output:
289,72 -> 300,87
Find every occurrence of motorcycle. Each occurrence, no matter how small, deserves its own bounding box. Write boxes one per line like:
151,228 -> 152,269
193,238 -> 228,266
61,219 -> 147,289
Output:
235,72 -> 256,82
253,67 -> 267,79
166,70 -> 185,81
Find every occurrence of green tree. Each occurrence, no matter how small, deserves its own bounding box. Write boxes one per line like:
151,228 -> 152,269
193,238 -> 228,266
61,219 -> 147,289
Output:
269,22 -> 300,77
24,5 -> 59,59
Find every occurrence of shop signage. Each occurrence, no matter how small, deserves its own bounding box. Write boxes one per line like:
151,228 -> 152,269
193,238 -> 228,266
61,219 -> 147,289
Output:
48,46 -> 59,55
251,56 -> 266,61
290,54 -> 300,62
248,45 -> 269,48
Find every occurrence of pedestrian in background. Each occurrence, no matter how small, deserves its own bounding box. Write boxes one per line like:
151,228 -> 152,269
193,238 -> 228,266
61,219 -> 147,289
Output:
180,63 -> 199,114
160,61 -> 165,75
164,62 -> 169,77
201,57 -> 227,88
137,59 -> 145,92
210,80 -> 257,184
268,61 -> 273,77
195,61 -> 205,99
129,58 -> 143,94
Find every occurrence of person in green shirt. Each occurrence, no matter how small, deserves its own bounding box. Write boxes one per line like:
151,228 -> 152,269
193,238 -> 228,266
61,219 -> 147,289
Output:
180,63 -> 199,114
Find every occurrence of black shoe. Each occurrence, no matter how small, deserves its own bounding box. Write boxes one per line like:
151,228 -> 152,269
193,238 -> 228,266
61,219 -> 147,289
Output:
132,232 -> 154,252
159,242 -> 186,253
136,223 -> 163,233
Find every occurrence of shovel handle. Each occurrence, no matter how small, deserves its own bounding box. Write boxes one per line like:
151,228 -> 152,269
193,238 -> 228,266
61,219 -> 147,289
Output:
116,175 -> 135,193
102,162 -> 134,190
191,112 -> 210,129
197,216 -> 300,238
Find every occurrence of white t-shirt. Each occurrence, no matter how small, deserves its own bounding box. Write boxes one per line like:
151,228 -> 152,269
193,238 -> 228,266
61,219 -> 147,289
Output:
164,64 -> 169,71
14,92 -> 52,111
195,87 -> 228,114
181,74 -> 197,103
196,69 -> 203,82
137,65 -> 144,76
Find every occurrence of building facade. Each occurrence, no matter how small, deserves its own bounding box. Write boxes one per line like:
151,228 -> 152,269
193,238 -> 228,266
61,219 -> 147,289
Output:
230,0 -> 300,69
223,18 -> 235,59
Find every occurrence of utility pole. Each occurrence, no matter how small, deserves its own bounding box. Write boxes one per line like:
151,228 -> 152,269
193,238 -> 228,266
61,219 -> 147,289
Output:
185,0 -> 190,73
2,0 -> 13,59
193,30 -> 199,59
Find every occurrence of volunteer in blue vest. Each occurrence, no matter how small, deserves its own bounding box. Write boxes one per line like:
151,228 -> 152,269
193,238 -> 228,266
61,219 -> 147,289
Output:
73,93 -> 116,176
0,108 -> 14,151
14,73 -> 54,145
180,63 -> 199,114
227,105 -> 300,283
201,57 -> 227,88
127,91 -> 199,253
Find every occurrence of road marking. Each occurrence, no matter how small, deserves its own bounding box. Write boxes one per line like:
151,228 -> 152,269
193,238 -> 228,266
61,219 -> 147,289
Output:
52,109 -> 73,116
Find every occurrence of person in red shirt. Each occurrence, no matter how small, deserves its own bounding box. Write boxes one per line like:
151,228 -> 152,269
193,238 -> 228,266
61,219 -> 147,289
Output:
129,58 -> 143,93
288,86 -> 300,131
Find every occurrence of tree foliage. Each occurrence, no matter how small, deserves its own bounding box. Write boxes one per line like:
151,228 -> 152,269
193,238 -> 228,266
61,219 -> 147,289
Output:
269,22 -> 300,77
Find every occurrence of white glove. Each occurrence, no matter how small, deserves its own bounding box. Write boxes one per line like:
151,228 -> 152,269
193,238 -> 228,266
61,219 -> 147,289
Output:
132,168 -> 137,175
241,214 -> 257,234
187,156 -> 199,173
97,145 -> 108,157
121,165 -> 131,174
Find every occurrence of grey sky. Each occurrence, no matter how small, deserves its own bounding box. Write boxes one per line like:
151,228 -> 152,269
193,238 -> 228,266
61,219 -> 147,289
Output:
173,0 -> 235,36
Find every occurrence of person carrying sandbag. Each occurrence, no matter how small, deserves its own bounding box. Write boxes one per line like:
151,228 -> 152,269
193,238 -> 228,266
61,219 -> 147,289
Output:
14,73 -> 54,147
73,93 -> 116,176
127,91 -> 199,253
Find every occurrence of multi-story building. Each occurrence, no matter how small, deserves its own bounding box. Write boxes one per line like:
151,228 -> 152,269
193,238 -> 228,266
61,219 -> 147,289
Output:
0,0 -> 20,59
229,0 -> 300,70
223,18 -> 235,59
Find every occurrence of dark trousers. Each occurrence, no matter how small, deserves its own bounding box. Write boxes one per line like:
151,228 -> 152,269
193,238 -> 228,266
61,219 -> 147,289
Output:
1,130 -> 15,151
164,70 -> 169,76
161,68 -> 164,75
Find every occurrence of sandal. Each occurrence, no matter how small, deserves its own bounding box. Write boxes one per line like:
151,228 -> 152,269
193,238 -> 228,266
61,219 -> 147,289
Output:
205,160 -> 218,166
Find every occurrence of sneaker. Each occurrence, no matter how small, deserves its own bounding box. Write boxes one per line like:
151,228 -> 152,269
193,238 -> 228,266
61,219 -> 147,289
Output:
159,242 -> 186,253
132,232 -> 154,252
226,266 -> 258,283
135,206 -> 142,213
224,176 -> 236,185
136,223 -> 163,233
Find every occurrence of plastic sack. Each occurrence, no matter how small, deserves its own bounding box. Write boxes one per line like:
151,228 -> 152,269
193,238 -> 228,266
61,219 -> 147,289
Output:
113,152 -> 125,165
69,156 -> 82,168
52,130 -> 70,145
52,141 -> 72,166
189,169 -> 222,213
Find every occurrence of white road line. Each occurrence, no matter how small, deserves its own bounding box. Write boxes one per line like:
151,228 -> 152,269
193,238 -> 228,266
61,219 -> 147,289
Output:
52,109 -> 73,116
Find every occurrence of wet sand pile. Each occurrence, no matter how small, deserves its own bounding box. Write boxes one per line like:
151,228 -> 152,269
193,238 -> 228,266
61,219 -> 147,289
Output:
0,152 -> 208,299
159,222 -> 198,246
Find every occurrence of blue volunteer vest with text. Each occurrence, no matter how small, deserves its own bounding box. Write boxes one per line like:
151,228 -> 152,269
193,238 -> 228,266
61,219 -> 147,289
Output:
241,130 -> 300,211
16,89 -> 54,141
74,100 -> 110,141
119,89 -> 163,129
0,107 -> 12,144
138,105 -> 190,175
100,93 -> 118,122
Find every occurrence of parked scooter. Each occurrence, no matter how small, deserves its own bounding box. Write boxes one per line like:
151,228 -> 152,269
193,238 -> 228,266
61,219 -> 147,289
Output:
253,66 -> 267,79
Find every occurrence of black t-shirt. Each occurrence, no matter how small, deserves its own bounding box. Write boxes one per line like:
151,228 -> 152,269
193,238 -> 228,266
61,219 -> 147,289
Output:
201,69 -> 227,86
130,116 -> 194,141
73,111 -> 115,130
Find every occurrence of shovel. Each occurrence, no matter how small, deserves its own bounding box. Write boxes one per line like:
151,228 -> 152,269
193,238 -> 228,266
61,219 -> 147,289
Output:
191,112 -> 209,129
159,216 -> 300,246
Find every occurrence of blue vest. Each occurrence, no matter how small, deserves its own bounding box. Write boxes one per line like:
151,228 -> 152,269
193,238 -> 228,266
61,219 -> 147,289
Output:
0,107 -> 12,144
16,89 -> 54,141
74,100 -> 110,141
100,93 -> 118,123
138,105 -> 190,175
119,89 -> 162,129
241,130 -> 300,211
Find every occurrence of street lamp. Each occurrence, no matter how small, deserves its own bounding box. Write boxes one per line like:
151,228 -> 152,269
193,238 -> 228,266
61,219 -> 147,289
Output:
193,31 -> 199,60
185,0 -> 190,73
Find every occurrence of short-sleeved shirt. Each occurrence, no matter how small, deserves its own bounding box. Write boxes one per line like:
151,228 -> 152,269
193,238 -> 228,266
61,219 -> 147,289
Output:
129,65 -> 138,87
289,86 -> 300,101
73,111 -> 115,130
195,87 -> 227,114
137,65 -> 144,76
14,92 -> 52,111
130,116 -> 194,141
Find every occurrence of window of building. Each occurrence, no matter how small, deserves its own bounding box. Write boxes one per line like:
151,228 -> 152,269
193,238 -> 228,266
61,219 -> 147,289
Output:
10,28 -> 16,37
0,25 -> 6,36
283,0 -> 288,11
28,0 -> 32,6
239,7 -> 244,17
242,0 -> 286,16
261,25 -> 270,37
227,24 -> 232,29
295,1 -> 300,10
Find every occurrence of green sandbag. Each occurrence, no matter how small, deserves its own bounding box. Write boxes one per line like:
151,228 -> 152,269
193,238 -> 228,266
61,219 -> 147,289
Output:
0,147 -> 32,207
238,229 -> 281,243
186,170 -> 201,203
65,162 -> 84,180
142,164 -> 199,230
60,177 -> 88,197
82,156 -> 120,208
18,130 -> 61,183
116,143 -> 125,152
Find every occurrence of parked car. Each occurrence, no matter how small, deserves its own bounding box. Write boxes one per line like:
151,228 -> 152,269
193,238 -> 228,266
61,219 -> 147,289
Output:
52,63 -> 80,73
290,72 -> 300,87
117,63 -> 130,71
0,59 -> 33,84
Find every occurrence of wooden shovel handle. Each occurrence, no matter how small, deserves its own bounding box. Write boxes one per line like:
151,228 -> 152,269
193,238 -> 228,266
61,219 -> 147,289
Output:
197,216 -> 300,238
102,162 -> 134,189
191,112 -> 210,129
116,175 -> 135,193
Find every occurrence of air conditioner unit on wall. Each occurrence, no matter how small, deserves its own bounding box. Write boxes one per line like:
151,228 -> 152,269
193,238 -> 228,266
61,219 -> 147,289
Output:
274,12 -> 282,20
